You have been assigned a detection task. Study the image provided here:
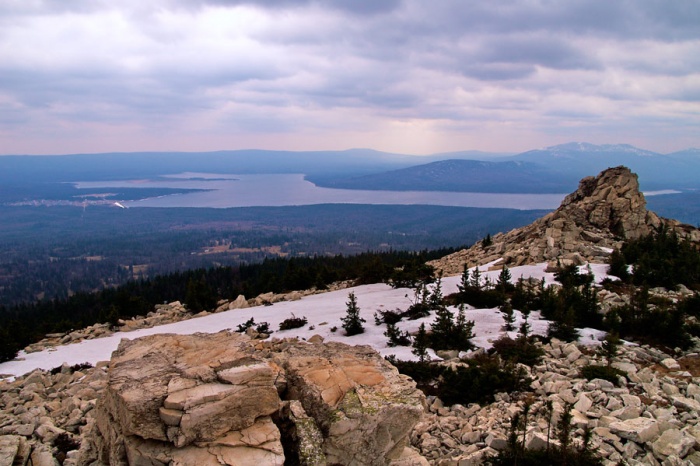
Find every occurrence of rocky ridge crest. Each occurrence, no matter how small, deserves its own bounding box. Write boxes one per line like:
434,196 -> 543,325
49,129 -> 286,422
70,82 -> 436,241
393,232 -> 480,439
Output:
430,166 -> 700,275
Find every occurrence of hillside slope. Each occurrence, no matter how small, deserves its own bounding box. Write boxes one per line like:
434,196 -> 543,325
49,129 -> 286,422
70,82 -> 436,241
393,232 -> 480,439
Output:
308,159 -> 577,194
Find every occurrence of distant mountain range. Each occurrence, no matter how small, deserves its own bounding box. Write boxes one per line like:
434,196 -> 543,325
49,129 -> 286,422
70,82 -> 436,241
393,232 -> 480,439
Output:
307,159 -> 577,193
1,143 -> 698,194
310,143 -> 700,193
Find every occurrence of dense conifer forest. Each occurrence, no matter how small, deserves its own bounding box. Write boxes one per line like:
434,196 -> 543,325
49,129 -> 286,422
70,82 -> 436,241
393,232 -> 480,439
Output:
0,204 -> 545,307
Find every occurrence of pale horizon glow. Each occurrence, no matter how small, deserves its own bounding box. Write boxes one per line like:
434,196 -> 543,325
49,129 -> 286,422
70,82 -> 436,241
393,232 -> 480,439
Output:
1,1 -> 699,156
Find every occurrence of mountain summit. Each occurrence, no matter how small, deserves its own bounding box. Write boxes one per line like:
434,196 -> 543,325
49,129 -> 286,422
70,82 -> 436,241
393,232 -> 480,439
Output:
431,166 -> 700,274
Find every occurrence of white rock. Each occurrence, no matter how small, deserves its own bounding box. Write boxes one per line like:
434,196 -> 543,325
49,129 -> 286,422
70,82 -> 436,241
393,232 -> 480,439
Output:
574,393 -> 593,413
660,358 -> 681,371
610,417 -> 660,444
651,428 -> 696,459
671,395 -> 700,412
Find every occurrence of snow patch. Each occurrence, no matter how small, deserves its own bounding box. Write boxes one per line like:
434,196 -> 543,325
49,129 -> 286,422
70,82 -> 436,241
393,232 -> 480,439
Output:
0,262 -> 616,379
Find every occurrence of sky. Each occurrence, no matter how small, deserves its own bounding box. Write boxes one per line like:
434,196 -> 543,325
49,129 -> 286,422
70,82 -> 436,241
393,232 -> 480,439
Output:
1,0 -> 699,156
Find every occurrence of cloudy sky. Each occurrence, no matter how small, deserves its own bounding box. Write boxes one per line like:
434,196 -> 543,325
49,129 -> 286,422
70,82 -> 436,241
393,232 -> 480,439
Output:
1,0 -> 698,156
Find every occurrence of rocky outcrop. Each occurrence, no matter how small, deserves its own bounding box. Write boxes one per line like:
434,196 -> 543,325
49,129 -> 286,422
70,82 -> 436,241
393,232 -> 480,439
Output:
430,166 -> 700,274
76,331 -> 426,466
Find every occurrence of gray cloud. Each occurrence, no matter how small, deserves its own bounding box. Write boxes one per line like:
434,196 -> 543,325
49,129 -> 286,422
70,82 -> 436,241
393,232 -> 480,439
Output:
173,0 -> 402,16
0,0 -> 698,154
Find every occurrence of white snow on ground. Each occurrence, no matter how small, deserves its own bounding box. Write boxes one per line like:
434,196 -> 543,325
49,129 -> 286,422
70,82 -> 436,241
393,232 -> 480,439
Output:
0,262 -> 614,379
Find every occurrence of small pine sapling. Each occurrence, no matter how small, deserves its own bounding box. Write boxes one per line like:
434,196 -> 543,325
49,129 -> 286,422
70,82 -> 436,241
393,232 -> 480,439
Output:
430,305 -> 454,350
500,301 -> 515,331
455,303 -> 476,351
429,272 -> 444,309
412,323 -> 430,362
497,266 -> 512,293
458,263 -> 470,294
341,292 -> 366,336
599,332 -> 621,367
469,267 -> 482,290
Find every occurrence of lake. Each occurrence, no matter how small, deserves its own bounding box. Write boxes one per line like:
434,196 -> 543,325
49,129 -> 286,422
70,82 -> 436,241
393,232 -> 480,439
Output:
74,173 -> 570,210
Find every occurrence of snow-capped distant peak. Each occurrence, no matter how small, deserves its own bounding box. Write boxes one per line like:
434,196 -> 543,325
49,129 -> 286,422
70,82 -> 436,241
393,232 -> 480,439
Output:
542,142 -> 659,157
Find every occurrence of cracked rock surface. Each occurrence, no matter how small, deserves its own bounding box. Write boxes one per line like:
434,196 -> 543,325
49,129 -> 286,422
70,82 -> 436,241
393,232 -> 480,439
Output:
74,331 -> 427,466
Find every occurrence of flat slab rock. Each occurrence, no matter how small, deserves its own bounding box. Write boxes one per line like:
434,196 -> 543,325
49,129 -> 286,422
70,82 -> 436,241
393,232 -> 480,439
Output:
609,417 -> 660,444
79,331 -> 427,466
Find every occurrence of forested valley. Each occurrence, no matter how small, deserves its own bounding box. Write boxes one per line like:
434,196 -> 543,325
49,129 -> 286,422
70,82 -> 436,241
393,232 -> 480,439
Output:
0,204 -> 545,307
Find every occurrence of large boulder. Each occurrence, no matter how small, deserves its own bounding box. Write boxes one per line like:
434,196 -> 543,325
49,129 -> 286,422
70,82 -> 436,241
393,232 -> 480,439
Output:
274,342 -> 426,466
79,331 -> 427,466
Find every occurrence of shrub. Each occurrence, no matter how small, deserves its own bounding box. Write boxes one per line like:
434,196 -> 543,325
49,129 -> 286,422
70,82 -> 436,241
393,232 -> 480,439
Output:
491,335 -> 544,367
388,354 -> 531,406
402,282 -> 433,320
374,309 -> 403,326
579,365 -> 626,386
618,226 -> 700,289
236,317 -> 272,334
388,262 -> 435,289
438,354 -> 531,406
403,301 -> 432,320
429,304 -> 475,352
279,314 -> 308,331
384,322 -> 412,347
50,362 -> 93,375
384,357 -> 444,395
255,321 -> 272,334
608,288 -> 693,350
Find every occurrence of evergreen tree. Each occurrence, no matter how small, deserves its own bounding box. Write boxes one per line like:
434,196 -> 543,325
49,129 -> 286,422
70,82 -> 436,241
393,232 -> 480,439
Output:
341,292 -> 366,336
184,276 -> 215,313
497,266 -> 512,292
430,306 -> 455,350
548,306 -> 580,342
469,267 -> 482,290
500,301 -> 515,331
412,323 -> 430,362
458,263 -> 470,294
519,317 -> 531,339
599,332 -> 620,367
430,273 -> 444,308
454,303 -> 476,351
0,324 -> 18,362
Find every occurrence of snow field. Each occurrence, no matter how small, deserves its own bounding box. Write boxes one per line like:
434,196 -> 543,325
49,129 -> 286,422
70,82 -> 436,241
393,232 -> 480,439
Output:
0,262 -> 611,379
